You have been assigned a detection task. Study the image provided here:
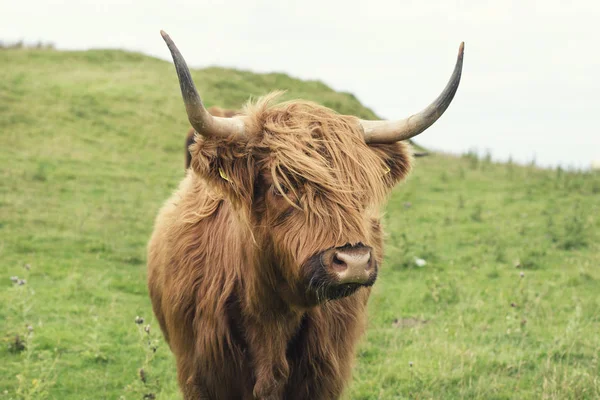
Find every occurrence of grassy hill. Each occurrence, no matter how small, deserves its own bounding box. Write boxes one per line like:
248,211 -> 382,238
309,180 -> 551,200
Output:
1,48 -> 599,400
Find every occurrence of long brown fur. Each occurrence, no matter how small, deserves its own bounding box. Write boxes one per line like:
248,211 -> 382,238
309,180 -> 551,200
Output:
148,92 -> 413,399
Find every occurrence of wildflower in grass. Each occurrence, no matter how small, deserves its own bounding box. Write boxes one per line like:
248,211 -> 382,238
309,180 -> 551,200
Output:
10,276 -> 18,283
17,279 -> 26,285
144,324 -> 151,334
409,361 -> 413,367
520,272 -> 525,278
135,316 -> 144,324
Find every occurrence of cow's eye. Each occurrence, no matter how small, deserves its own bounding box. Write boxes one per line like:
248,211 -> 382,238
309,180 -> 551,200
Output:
273,184 -> 289,197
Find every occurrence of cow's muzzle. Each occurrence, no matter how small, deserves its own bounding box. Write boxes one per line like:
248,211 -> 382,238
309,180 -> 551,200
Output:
321,244 -> 375,285
301,243 -> 378,302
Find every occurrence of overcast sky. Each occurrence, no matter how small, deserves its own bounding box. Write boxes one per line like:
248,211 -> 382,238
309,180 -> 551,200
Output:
3,0 -> 598,169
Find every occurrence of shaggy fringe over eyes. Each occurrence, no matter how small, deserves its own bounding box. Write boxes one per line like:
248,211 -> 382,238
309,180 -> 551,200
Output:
188,91 -> 412,244
242,92 -> 395,209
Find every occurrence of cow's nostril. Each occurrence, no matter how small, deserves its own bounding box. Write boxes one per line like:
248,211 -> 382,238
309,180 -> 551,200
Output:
364,254 -> 372,271
332,253 -> 347,272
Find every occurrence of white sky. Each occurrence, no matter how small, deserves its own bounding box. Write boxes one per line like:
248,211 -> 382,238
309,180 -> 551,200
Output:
3,0 -> 599,169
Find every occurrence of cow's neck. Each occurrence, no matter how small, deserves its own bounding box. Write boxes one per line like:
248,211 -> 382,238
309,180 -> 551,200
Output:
241,259 -> 305,318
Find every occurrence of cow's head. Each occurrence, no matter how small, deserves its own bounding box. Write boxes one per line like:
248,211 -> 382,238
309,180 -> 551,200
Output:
161,31 -> 464,307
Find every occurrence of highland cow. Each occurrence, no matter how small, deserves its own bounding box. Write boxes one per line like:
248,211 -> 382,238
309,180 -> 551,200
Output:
147,30 -> 464,399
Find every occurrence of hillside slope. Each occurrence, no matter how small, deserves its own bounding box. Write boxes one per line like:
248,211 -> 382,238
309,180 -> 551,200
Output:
1,48 -> 599,399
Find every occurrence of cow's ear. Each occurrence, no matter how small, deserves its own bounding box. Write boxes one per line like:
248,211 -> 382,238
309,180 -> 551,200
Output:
189,138 -> 256,207
369,141 -> 413,188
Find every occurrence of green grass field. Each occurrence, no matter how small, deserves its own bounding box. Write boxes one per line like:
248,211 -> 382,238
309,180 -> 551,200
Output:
1,47 -> 599,400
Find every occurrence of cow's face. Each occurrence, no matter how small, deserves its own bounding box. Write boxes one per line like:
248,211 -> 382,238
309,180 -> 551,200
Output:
161,30 -> 462,306
190,96 -> 412,305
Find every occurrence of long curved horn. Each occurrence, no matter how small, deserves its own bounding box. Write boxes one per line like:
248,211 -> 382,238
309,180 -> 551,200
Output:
360,42 -> 464,144
160,30 -> 245,140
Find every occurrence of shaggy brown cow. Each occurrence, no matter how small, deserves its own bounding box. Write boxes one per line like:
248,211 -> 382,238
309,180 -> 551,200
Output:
185,106 -> 240,169
148,30 -> 464,400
